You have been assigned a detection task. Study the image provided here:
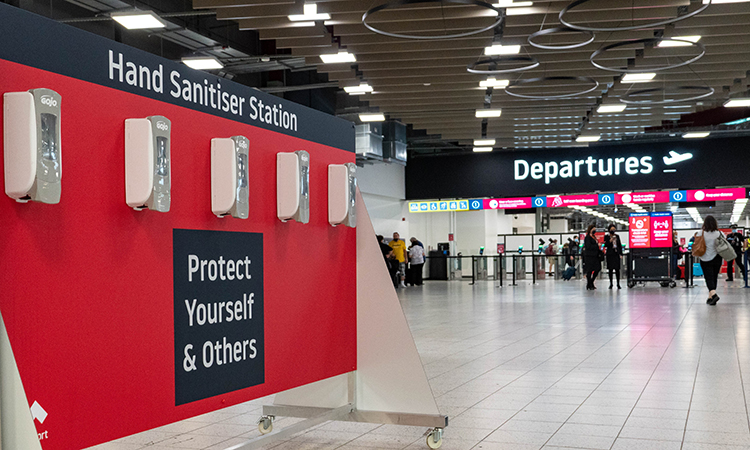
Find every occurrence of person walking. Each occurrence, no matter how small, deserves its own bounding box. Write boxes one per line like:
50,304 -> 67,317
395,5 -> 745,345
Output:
546,239 -> 558,275
408,237 -> 425,286
603,224 -> 622,289
389,232 -> 408,288
695,215 -> 725,305
583,224 -> 602,290
725,224 -> 746,282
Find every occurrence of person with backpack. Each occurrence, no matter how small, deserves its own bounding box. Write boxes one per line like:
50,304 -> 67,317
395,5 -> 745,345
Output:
693,215 -> 736,305
545,239 -> 558,274
725,224 -> 746,282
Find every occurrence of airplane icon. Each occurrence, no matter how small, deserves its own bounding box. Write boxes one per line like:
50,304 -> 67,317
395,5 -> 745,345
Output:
663,151 -> 693,166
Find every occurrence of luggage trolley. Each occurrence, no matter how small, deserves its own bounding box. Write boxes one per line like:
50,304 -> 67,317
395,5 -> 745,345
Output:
626,248 -> 677,288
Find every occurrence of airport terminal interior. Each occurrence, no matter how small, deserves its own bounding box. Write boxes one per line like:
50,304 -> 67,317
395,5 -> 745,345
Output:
4,0 -> 750,449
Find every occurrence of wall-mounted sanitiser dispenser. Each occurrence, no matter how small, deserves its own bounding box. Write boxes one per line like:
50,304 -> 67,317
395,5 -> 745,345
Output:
328,163 -> 356,227
277,150 -> 309,223
211,136 -> 249,219
3,88 -> 62,204
124,115 -> 171,212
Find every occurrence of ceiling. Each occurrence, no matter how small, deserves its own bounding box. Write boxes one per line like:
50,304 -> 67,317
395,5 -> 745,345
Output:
189,0 -> 750,150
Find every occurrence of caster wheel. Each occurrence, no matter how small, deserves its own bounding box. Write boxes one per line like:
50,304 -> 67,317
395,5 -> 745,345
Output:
257,416 -> 274,435
426,428 -> 443,449
670,281 -> 677,288
627,281 -> 636,288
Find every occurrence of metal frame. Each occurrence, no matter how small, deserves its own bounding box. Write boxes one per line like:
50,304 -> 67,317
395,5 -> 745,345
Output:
620,86 -> 715,105
467,56 -> 540,74
559,0 -> 712,32
590,38 -> 706,74
505,76 -> 599,100
362,0 -> 503,40
223,372 -> 448,450
527,27 -> 595,50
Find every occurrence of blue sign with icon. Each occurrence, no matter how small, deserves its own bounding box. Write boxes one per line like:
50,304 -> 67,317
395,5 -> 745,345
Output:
469,199 -> 483,210
670,190 -> 687,202
430,202 -> 438,211
458,200 -> 469,210
532,197 -> 547,208
420,203 -> 429,211
598,194 -> 614,205
439,202 -> 448,211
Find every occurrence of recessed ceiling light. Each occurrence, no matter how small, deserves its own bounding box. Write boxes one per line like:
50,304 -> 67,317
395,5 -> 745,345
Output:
724,98 -> 750,107
289,3 -> 331,21
480,77 -> 510,88
111,11 -> 166,29
473,147 -> 493,152
343,83 -> 373,94
474,139 -> 496,146
359,113 -> 385,122
657,35 -> 701,47
182,56 -> 223,70
476,109 -> 502,118
622,73 -> 656,83
320,51 -> 356,64
484,44 -> 521,56
597,104 -> 627,113
576,135 -> 600,142
495,0 -> 533,6
683,132 -> 710,138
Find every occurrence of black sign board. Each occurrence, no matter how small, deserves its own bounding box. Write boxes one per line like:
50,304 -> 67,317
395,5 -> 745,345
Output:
173,229 -> 264,405
406,137 -> 750,200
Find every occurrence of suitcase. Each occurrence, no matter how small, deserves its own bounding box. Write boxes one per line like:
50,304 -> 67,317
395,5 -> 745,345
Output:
693,262 -> 703,277
562,267 -> 576,280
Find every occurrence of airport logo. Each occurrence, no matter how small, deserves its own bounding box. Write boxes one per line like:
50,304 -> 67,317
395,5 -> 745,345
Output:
663,151 -> 693,166
31,401 -> 48,424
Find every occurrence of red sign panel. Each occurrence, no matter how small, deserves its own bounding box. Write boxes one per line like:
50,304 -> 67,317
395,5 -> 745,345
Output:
629,213 -> 651,248
547,194 -> 599,208
616,191 -> 670,204
0,60 -> 356,449
483,197 -> 533,209
650,212 -> 674,248
687,188 -> 747,202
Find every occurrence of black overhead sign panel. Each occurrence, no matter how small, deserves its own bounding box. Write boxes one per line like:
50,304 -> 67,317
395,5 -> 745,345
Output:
406,137 -> 750,200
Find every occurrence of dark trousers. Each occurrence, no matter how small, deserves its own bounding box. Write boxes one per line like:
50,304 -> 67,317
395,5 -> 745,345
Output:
726,252 -> 746,280
700,255 -> 724,291
586,269 -> 600,288
408,263 -> 424,285
608,268 -> 620,286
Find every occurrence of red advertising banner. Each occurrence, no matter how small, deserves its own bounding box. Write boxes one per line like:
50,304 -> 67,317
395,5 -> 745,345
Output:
687,188 -> 747,202
616,191 -> 670,204
650,212 -> 674,248
547,194 -> 599,208
629,213 -> 651,248
483,197 -> 533,209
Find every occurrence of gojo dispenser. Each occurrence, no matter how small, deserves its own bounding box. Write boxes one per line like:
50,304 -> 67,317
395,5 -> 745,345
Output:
277,150 -> 309,223
328,162 -> 356,227
211,136 -> 249,219
3,88 -> 62,204
124,115 -> 171,212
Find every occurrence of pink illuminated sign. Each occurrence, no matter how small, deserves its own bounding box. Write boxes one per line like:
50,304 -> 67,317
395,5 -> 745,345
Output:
687,188 -> 746,202
547,194 -> 599,207
616,191 -> 670,204
483,197 -> 533,209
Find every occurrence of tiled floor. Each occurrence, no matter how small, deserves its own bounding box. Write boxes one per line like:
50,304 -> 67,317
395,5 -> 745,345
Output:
88,277 -> 750,450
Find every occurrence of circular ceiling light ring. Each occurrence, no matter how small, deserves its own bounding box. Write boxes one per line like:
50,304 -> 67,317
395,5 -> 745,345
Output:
467,56 -> 540,74
527,27 -> 595,50
619,86 -> 715,105
505,76 -> 600,99
590,38 -> 706,73
559,0 -> 712,32
362,0 -> 502,40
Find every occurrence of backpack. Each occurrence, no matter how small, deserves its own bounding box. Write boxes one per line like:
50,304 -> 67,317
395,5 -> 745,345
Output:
545,245 -> 554,256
